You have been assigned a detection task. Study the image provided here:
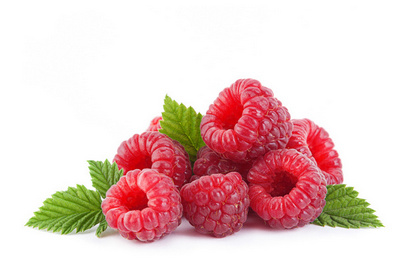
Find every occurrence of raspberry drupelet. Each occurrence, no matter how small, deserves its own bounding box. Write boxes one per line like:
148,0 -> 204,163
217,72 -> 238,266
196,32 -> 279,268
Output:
192,146 -> 253,182
286,118 -> 343,185
147,116 -> 162,131
101,169 -> 183,242
113,131 -> 192,188
200,79 -> 292,163
247,149 -> 327,229
180,172 -> 250,238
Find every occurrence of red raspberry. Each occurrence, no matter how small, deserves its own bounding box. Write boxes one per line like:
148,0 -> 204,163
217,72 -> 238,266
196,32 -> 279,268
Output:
193,146 -> 253,181
247,149 -> 327,229
200,79 -> 292,162
101,169 -> 183,242
286,118 -> 343,185
147,116 -> 162,131
180,172 -> 250,237
113,131 -> 192,188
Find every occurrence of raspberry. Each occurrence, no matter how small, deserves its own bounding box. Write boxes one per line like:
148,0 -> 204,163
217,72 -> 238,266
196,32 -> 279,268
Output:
286,118 -> 343,185
193,146 -> 253,181
147,116 -> 162,131
101,169 -> 183,242
113,131 -> 192,188
200,79 -> 292,162
247,149 -> 327,229
180,172 -> 250,237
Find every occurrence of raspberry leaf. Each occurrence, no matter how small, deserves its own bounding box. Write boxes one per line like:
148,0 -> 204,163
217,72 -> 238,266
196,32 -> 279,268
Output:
160,95 -> 205,163
96,216 -> 108,237
87,159 -> 123,236
26,185 -> 104,234
313,184 -> 383,228
88,159 -> 123,199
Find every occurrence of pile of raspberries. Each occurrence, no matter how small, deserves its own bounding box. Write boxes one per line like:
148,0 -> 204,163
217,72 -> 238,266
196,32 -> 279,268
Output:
101,79 -> 343,242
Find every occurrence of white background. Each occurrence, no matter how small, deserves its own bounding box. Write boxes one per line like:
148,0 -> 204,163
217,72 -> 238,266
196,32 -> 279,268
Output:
1,1 -> 399,279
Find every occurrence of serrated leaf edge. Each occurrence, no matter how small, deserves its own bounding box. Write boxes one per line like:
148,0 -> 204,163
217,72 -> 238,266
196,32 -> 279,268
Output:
26,185 -> 105,235
313,184 -> 384,228
88,159 -> 123,199
160,95 -> 205,162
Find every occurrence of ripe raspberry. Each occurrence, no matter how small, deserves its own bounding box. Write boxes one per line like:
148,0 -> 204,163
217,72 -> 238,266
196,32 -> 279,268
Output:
193,146 -> 253,181
286,118 -> 343,185
180,172 -> 250,237
101,169 -> 183,242
147,116 -> 162,131
113,131 -> 192,188
247,149 -> 327,229
200,79 -> 292,162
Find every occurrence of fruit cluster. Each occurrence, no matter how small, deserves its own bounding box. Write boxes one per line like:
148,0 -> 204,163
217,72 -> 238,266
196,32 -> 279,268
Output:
101,78 -> 343,241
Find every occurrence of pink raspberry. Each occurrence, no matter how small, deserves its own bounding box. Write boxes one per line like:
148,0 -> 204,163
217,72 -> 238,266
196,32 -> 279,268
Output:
101,169 -> 183,242
286,118 -> 343,185
113,131 -> 192,188
200,79 -> 292,162
180,172 -> 250,237
193,146 -> 252,181
147,116 -> 162,131
247,149 -> 327,229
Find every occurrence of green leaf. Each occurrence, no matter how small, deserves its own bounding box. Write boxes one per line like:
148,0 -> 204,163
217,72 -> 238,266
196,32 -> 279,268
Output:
95,216 -> 108,237
26,185 -> 104,234
159,95 -> 206,163
313,184 -> 384,228
88,159 -> 124,199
